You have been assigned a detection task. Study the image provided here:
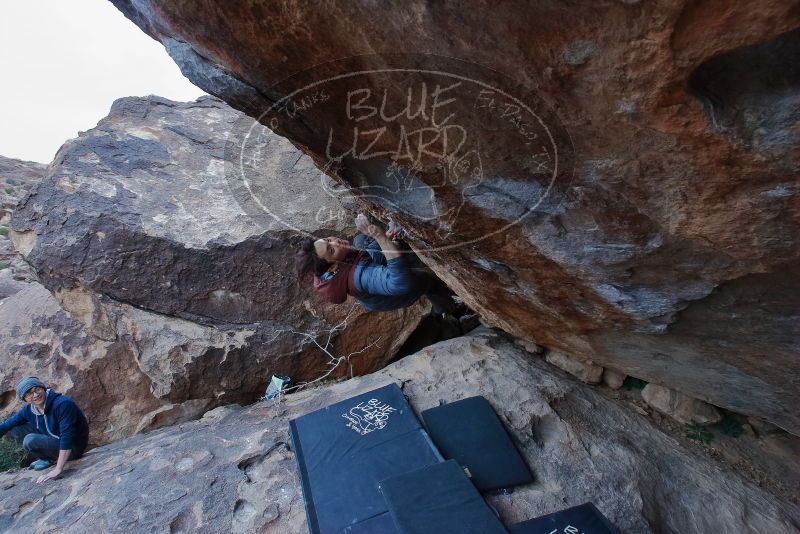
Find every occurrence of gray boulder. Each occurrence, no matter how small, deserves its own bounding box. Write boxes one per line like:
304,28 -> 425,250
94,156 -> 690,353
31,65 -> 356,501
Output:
0,155 -> 45,226
642,383 -> 723,425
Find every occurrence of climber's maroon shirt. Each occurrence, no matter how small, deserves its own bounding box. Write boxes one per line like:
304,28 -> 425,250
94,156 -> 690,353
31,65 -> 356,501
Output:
312,250 -> 366,304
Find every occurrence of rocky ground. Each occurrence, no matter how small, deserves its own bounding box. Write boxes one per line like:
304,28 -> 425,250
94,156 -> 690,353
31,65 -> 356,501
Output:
0,329 -> 796,533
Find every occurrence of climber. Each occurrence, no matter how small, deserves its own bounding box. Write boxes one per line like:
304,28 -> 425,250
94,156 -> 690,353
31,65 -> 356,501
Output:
0,377 -> 90,483
295,213 -> 457,313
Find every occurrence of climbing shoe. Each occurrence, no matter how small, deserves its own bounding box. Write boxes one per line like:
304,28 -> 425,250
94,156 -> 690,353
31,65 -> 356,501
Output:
29,459 -> 53,471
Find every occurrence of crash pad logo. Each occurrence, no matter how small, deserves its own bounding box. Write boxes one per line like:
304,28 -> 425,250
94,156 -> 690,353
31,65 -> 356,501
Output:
225,53 -> 573,251
342,398 -> 397,436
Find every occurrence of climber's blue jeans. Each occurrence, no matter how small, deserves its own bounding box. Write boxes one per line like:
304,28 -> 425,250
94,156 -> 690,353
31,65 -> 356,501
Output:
6,423 -> 69,461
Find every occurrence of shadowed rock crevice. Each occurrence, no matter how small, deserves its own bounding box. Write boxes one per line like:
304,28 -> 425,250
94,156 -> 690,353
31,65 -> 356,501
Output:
0,391 -> 15,410
688,27 -> 800,153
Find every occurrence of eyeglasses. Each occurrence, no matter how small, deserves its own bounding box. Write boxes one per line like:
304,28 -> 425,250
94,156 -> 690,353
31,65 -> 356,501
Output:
23,387 -> 45,402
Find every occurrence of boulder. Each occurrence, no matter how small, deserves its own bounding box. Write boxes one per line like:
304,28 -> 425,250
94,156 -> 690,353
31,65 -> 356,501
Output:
642,383 -> 723,425
545,351 -> 604,384
0,156 -> 45,225
0,329 -> 797,533
0,155 -> 43,295
0,229 -> 36,300
109,1 -> 800,433
514,337 -> 545,355
4,97 -> 428,444
602,368 -> 627,390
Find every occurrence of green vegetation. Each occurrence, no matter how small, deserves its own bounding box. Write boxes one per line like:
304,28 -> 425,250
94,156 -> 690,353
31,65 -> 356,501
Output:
686,422 -> 714,444
4,187 -> 13,194
0,261 -> 8,270
0,227 -> 8,237
622,377 -> 648,391
0,439 -> 26,472
711,416 -> 745,438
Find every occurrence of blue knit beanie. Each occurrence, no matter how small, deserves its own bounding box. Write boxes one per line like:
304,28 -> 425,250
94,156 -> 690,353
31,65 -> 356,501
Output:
16,377 -> 46,401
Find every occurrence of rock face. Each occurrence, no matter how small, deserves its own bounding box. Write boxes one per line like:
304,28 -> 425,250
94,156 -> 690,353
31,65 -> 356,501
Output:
642,383 -> 723,425
602,368 -> 627,390
0,156 -> 44,299
109,1 -> 800,433
545,351 -> 604,384
5,96 -> 427,444
0,156 -> 45,226
0,329 -> 797,533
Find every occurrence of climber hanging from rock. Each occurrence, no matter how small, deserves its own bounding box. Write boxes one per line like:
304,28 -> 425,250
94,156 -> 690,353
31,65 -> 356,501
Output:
295,213 -> 458,314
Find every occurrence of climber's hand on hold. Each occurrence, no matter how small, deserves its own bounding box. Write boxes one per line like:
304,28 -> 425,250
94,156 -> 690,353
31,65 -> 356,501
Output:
356,213 -> 385,240
386,219 -> 406,242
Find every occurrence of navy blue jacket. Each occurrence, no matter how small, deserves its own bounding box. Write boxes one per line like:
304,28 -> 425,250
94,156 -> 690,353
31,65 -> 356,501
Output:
0,389 -> 89,452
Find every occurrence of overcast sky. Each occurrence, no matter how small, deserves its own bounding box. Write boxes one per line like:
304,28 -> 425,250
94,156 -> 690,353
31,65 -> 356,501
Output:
0,0 -> 206,163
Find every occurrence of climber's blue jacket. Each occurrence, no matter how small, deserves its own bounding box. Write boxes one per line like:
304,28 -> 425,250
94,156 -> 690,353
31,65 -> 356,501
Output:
0,389 -> 89,452
319,234 -> 429,312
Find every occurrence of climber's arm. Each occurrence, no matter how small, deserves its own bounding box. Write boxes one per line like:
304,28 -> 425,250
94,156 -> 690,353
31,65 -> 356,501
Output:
355,214 -> 401,261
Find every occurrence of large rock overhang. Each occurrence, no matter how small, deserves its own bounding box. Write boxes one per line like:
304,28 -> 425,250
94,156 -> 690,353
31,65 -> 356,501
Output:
108,0 -> 800,434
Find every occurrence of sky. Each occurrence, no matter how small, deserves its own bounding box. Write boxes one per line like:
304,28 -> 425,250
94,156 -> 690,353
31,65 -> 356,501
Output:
0,0 -> 206,163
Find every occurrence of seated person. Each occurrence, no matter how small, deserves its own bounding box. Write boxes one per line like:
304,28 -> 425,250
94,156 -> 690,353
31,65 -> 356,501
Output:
0,377 -> 90,483
295,214 -> 456,313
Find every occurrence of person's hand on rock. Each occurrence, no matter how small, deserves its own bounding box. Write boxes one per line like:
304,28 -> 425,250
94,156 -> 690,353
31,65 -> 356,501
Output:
36,466 -> 62,484
386,219 -> 406,242
355,213 -> 385,240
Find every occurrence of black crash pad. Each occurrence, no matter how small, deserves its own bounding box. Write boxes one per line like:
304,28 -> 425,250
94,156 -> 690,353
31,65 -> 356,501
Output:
289,383 -> 441,534
508,503 -> 618,534
421,396 -> 533,491
341,512 -> 398,533
379,459 -> 509,534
